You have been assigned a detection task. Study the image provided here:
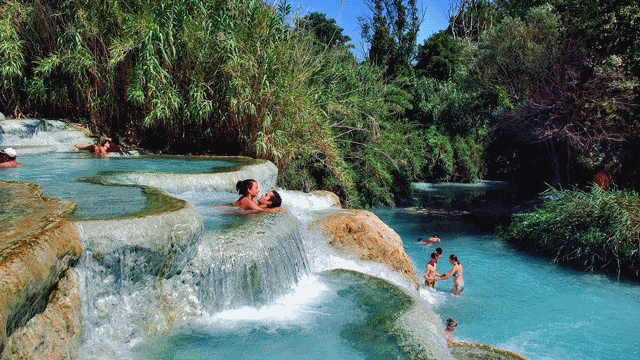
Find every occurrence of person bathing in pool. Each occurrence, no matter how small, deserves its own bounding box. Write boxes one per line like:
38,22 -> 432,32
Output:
235,179 -> 285,213
436,254 -> 465,295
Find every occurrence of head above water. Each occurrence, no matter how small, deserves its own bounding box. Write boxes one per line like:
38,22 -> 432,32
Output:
430,252 -> 438,260
446,318 -> 457,331
1,147 -> 16,159
236,179 -> 257,197
258,190 -> 282,208
449,254 -> 460,265
268,190 -> 282,208
435,247 -> 443,256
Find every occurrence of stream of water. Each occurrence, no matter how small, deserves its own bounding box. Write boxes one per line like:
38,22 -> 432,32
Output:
374,206 -> 640,360
2,149 -> 639,360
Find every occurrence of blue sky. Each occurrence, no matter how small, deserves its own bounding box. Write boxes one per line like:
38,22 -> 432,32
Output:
275,0 -> 452,59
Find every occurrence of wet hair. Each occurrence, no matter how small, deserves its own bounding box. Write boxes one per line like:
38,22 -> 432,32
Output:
267,190 -> 282,208
236,179 -> 257,197
446,318 -> 457,330
449,254 -> 460,265
430,252 -> 438,260
435,247 -> 443,255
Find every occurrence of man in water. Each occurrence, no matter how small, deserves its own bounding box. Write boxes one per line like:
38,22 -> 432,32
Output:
418,235 -> 441,245
258,190 -> 282,209
0,147 -> 19,168
423,252 -> 440,288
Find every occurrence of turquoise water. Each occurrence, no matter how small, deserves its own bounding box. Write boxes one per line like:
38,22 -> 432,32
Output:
132,270 -> 417,360
374,208 -> 640,360
7,149 -> 639,360
0,152 -> 233,218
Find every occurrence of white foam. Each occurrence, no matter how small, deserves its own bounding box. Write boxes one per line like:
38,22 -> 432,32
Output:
200,275 -> 328,326
419,287 -> 449,309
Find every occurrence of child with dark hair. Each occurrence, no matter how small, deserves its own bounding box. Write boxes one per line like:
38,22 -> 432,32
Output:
445,318 -> 457,344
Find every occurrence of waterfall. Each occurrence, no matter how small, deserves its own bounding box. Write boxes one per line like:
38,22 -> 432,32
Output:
181,213 -> 309,312
1,120 -> 455,359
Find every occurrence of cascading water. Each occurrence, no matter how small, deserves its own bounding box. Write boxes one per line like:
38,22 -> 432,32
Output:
1,119 -> 454,360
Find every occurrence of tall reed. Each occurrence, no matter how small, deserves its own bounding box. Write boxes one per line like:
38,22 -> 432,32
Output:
499,186 -> 640,279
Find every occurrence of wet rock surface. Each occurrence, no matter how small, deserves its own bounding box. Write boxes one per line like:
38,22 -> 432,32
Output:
0,181 -> 82,358
311,209 -> 420,289
449,342 -> 527,360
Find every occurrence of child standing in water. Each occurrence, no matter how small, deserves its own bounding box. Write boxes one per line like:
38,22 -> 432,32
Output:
445,318 -> 457,344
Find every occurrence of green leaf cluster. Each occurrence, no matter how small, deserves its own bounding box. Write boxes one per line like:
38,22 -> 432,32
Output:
499,186 -> 640,278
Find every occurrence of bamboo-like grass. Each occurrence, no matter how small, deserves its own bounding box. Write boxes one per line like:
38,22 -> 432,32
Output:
0,0 -> 485,207
499,186 -> 640,280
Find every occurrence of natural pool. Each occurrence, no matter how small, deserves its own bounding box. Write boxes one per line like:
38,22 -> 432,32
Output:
374,206 -> 640,360
3,149 -> 639,360
0,152 -> 235,218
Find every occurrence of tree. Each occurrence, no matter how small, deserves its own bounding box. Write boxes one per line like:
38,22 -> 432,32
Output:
415,30 -> 462,81
298,12 -> 352,49
449,0 -> 501,41
360,0 -> 422,78
482,5 -> 639,188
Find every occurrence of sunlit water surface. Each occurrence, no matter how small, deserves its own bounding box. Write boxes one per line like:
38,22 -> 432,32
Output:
374,208 -> 640,360
5,152 -> 638,360
0,152 -> 234,218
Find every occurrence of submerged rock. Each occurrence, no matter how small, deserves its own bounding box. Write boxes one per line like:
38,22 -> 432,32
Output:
449,342 -> 528,360
0,181 -> 82,357
310,209 -> 420,289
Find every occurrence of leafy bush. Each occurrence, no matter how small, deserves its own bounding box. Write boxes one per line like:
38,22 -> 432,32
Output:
499,186 -> 640,279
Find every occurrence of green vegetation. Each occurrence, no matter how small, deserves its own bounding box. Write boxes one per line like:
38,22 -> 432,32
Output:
499,186 -> 640,279
1,0 -> 639,210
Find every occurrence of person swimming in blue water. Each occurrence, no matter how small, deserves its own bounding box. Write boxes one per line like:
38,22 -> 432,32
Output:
437,254 -> 465,295
417,235 -> 441,245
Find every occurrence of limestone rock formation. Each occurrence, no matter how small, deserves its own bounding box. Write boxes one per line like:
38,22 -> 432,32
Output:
309,190 -> 341,208
0,181 -> 82,357
1,270 -> 81,360
311,209 -> 420,288
449,342 -> 528,360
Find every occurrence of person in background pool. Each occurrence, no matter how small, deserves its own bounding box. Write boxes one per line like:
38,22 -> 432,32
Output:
423,252 -> 440,288
445,318 -> 457,344
75,139 -> 122,155
0,147 -> 19,168
437,254 -> 465,295
435,247 -> 443,260
418,235 -> 440,245
235,179 -> 285,213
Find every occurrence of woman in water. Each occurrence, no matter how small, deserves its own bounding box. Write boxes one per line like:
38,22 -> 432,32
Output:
235,179 -> 284,213
437,254 -> 465,294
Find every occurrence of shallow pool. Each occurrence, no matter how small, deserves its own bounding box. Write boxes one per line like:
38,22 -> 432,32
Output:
0,152 -> 235,218
374,208 -> 640,360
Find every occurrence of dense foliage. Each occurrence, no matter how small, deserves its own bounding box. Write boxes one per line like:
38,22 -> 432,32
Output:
499,186 -> 640,279
2,0 -> 639,209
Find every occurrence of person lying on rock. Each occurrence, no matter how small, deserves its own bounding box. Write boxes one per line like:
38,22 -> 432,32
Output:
0,147 -> 19,168
235,179 -> 285,214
